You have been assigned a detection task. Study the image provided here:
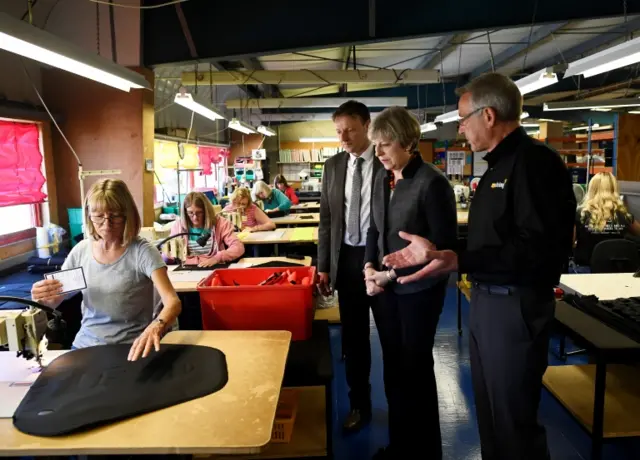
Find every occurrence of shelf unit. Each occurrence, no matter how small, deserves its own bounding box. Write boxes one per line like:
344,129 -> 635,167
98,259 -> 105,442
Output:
277,141 -> 339,186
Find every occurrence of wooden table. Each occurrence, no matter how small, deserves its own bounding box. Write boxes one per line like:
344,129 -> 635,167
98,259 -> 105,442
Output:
0,330 -> 292,456
168,256 -> 313,293
457,210 -> 469,225
547,274 -> 640,460
290,202 -> 320,213
271,213 -> 319,226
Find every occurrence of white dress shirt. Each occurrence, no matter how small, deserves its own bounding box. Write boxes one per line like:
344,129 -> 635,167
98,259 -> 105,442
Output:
344,143 -> 374,246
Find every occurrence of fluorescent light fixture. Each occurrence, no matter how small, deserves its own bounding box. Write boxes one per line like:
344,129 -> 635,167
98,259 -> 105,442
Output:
420,122 -> 437,133
572,124 -> 613,131
514,68 -> 558,95
544,98 -> 640,111
526,130 -> 540,136
522,123 -> 540,128
0,12 -> 149,92
572,124 -> 600,131
257,125 -> 276,136
174,93 -> 225,121
299,137 -> 339,143
629,111 -> 640,114
520,112 -> 530,119
564,35 -> 640,79
591,108 -> 612,112
228,119 -> 256,134
434,110 -> 460,124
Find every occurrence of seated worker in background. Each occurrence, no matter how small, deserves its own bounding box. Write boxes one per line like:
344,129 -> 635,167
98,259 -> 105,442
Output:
223,187 -> 275,232
253,180 -> 292,215
30,179 -> 181,361
573,172 -> 640,272
273,174 -> 299,205
170,191 -> 245,267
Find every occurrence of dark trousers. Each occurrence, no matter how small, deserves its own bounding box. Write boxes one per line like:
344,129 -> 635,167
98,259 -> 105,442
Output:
470,286 -> 555,460
372,281 -> 447,458
336,244 -> 374,412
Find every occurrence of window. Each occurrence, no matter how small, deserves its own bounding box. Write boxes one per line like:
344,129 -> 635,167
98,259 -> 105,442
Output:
0,204 -> 34,236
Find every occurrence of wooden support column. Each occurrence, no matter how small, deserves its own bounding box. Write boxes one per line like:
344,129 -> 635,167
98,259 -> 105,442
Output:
616,114 -> 640,181
539,121 -> 564,149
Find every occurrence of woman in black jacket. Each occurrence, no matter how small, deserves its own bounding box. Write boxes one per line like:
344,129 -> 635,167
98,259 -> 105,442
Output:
363,106 -> 457,460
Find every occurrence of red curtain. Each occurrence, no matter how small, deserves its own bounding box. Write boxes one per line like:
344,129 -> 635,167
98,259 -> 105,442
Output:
0,121 -> 47,207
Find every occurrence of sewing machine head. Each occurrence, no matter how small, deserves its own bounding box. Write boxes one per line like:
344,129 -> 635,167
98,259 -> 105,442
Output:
1,308 -> 49,366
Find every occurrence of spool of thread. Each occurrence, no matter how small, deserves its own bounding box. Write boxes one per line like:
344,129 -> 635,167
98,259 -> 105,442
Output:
36,227 -> 51,258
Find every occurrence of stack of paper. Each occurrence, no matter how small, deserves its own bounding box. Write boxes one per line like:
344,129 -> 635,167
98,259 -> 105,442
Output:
290,227 -> 316,242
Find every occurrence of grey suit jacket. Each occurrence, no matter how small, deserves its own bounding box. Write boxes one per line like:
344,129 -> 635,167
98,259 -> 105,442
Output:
318,150 -> 383,288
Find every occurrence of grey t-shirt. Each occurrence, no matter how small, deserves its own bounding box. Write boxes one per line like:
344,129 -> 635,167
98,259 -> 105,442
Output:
61,237 -> 166,349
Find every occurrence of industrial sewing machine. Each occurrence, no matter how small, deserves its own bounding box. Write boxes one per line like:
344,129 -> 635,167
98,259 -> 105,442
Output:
0,297 -> 65,367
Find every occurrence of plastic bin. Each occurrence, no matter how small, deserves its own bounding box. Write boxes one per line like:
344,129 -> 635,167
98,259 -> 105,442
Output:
197,266 -> 316,340
271,388 -> 299,443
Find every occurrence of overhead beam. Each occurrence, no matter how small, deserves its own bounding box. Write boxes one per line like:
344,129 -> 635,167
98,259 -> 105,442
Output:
416,34 -> 459,70
241,57 -> 282,98
225,97 -> 408,109
143,1 -> 640,65
181,69 -> 440,86
534,16 -> 640,71
471,22 -> 567,78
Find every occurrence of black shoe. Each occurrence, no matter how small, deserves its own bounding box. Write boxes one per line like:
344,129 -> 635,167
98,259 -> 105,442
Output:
342,408 -> 371,434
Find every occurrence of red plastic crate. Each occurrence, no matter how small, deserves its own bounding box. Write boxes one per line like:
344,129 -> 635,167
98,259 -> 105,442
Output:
196,266 -> 316,340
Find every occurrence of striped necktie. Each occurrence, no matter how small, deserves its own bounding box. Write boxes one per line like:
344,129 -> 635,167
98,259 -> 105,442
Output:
347,157 -> 364,245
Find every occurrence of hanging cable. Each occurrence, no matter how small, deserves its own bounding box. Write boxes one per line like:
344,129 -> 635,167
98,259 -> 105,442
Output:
21,60 -> 81,166
96,1 -> 101,56
439,50 -> 447,109
521,0 -> 539,72
487,31 -> 495,72
87,0 -> 189,9
107,0 -> 117,62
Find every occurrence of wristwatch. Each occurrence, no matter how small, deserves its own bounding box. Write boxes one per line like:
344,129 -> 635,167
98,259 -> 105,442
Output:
386,270 -> 397,282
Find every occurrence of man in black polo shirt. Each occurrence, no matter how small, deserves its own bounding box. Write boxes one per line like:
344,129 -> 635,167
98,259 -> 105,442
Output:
382,73 -> 576,459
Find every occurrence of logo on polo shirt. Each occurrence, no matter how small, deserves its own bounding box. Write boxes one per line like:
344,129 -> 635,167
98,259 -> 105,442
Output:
491,179 -> 507,189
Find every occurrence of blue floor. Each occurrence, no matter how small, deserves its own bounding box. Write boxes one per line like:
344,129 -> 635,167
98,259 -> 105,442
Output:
327,283 -> 640,460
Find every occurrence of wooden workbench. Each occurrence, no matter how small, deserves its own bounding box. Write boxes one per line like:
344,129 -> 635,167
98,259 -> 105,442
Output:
457,210 -> 468,225
271,213 -> 319,226
237,228 -> 318,245
290,202 -> 320,212
0,330 -> 291,456
168,256 -> 313,293
559,272 -> 640,300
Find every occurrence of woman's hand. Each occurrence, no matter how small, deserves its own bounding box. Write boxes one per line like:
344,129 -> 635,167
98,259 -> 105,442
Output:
365,269 -> 392,288
245,226 -> 259,233
366,280 -> 384,296
198,256 -> 220,268
31,279 -> 64,305
128,320 -> 165,361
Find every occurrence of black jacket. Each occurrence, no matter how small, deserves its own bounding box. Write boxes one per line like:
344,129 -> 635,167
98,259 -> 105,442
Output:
459,127 -> 576,287
365,153 -> 457,294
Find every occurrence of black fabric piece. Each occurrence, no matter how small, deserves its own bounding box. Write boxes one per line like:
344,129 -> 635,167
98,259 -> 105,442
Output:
252,261 -> 303,268
173,263 -> 230,271
28,264 -> 62,274
13,344 -> 228,436
26,254 -> 67,267
565,293 -> 640,343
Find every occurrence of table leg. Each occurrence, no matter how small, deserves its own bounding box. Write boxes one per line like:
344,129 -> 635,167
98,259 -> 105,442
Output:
559,335 -> 566,360
591,356 -> 607,460
457,272 -> 463,336
274,243 -> 279,256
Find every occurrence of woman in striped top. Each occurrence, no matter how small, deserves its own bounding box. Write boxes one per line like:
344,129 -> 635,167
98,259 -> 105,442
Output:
169,192 -> 244,267
223,187 -> 275,232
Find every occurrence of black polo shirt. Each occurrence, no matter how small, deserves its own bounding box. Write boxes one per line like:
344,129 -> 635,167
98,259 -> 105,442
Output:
458,127 -> 576,288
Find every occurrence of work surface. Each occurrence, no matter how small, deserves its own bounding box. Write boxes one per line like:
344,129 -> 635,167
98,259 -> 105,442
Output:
559,273 -> 640,300
237,227 -> 318,244
0,330 -> 292,456
271,213 -> 319,226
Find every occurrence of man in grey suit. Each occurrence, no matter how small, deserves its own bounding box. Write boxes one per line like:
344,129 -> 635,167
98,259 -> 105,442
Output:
318,100 -> 382,433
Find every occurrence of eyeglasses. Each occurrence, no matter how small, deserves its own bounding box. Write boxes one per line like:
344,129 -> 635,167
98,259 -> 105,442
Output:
187,211 -> 204,218
90,214 -> 125,224
457,106 -> 489,127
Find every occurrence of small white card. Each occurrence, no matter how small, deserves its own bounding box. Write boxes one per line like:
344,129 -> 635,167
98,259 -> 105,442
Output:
44,267 -> 87,294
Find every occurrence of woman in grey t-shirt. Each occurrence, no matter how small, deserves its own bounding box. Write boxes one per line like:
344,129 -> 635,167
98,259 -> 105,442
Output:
31,179 -> 181,361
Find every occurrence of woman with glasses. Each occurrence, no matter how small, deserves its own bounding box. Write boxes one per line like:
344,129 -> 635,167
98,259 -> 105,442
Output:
30,179 -> 181,361
169,191 -> 245,267
253,180 -> 292,215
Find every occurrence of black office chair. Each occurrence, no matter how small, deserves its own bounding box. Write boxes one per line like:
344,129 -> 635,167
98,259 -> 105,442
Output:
590,239 -> 640,274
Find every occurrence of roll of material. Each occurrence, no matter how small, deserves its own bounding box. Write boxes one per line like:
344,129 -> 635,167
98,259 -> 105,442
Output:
36,227 -> 49,248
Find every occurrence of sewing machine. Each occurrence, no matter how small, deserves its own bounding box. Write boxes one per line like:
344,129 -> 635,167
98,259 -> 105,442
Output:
0,297 -> 64,367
